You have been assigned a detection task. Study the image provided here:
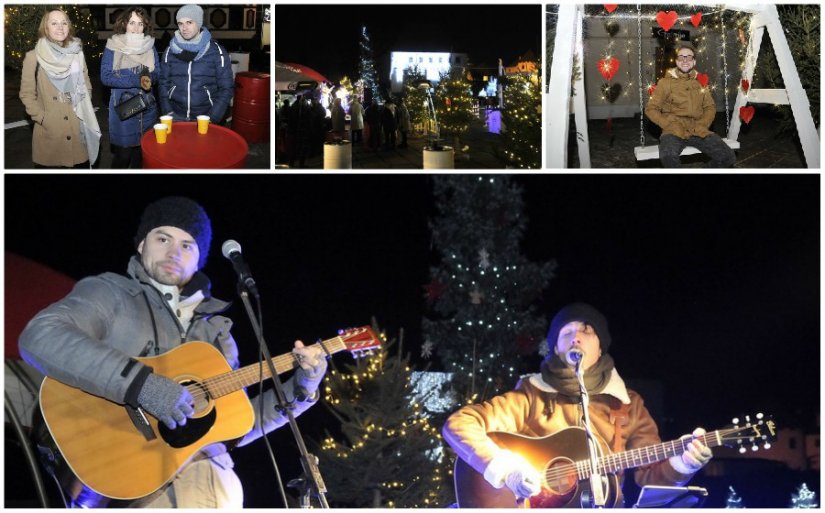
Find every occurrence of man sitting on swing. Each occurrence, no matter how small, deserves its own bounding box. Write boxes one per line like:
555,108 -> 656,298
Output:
645,43 -> 736,168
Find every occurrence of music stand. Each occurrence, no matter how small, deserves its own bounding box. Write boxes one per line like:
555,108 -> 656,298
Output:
634,485 -> 708,508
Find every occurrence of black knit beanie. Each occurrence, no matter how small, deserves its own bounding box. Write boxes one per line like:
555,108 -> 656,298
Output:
546,302 -> 611,354
134,196 -> 212,269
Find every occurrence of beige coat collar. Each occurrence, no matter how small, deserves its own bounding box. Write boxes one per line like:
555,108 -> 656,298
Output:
524,368 -> 632,404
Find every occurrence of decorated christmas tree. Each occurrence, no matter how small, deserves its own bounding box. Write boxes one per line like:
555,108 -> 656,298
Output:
316,320 -> 454,508
5,5 -> 103,71
725,486 -> 745,508
357,25 -> 381,103
422,176 -> 557,407
402,65 -> 431,133
500,72 -> 542,169
790,483 -> 818,508
434,70 -> 476,148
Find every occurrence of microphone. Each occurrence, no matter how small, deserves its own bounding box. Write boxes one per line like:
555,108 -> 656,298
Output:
221,240 -> 259,297
565,348 -> 584,367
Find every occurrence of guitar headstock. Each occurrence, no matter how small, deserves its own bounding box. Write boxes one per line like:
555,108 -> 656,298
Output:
721,413 -> 777,453
337,326 -> 382,358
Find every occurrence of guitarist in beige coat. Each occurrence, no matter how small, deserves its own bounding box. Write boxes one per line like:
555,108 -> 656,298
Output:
443,303 -> 712,508
19,196 -> 328,507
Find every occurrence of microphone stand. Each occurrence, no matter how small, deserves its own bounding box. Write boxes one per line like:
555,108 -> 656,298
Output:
236,284 -> 329,508
575,359 -> 606,508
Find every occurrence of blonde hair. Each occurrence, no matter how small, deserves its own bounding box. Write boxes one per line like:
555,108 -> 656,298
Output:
38,9 -> 76,48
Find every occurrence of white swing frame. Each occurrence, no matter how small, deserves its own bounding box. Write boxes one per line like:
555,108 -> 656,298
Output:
546,4 -> 820,168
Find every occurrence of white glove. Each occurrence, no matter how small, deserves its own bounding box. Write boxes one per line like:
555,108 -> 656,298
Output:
669,427 -> 713,474
483,450 -> 542,499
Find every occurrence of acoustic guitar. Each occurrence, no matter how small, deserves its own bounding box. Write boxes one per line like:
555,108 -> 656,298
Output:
37,326 -> 380,502
454,413 -> 776,508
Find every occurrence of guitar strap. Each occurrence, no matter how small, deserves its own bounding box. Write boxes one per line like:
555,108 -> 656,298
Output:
608,398 -> 631,453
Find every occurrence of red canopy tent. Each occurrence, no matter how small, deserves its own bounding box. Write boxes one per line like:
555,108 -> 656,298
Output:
274,61 -> 330,92
5,252 -> 76,359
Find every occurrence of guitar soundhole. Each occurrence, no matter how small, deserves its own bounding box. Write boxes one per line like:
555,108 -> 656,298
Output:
157,378 -> 216,449
544,457 -> 578,495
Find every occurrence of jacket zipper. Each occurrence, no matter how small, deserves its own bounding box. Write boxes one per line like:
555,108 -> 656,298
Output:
204,87 -> 213,107
186,61 -> 192,119
168,85 -> 176,99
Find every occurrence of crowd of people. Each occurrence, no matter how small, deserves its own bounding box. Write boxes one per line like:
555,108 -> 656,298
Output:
275,95 -> 412,168
19,5 -> 235,168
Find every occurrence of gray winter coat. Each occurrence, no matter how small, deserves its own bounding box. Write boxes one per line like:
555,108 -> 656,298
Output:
19,256 -> 319,456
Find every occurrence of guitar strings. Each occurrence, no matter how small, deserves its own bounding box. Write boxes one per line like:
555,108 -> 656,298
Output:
179,339 -> 336,404
540,427 -> 754,484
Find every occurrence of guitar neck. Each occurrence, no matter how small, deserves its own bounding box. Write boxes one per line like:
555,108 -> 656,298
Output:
585,431 -> 723,477
200,337 -> 344,398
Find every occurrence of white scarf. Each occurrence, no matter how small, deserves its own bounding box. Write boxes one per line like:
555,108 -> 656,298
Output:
35,37 -> 101,166
106,33 -> 156,72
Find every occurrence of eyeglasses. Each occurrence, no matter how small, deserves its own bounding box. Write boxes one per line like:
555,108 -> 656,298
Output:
676,55 -> 695,61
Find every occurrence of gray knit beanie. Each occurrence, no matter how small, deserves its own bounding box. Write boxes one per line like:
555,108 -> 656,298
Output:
134,196 -> 212,269
176,4 -> 204,28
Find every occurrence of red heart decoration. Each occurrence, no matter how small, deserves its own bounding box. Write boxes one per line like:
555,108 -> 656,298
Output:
604,4 -> 618,13
656,10 -> 678,32
647,84 -> 656,96
597,57 -> 620,81
740,105 -> 755,124
741,79 -> 750,93
696,73 -> 709,87
690,12 -> 702,27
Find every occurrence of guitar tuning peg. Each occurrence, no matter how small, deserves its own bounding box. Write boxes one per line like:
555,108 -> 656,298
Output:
763,442 -> 771,450
739,446 -> 747,454
756,412 -> 764,420
732,417 -> 739,425
751,444 -> 759,452
745,415 -> 751,423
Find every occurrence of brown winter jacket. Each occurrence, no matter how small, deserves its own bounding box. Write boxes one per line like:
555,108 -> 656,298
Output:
443,371 -> 693,492
19,50 -> 93,167
645,67 -> 717,140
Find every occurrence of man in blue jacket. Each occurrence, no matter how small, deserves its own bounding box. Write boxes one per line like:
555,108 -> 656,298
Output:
159,5 -> 234,122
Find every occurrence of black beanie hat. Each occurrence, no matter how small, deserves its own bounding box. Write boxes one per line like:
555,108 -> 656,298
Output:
134,196 -> 212,269
546,302 -> 611,353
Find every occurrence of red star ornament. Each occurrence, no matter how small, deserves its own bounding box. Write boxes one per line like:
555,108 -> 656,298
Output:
656,10 -> 678,32
423,279 -> 448,302
597,57 -> 620,81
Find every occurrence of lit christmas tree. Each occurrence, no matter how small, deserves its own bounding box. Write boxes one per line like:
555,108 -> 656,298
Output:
434,70 -> 476,149
725,486 -> 745,508
402,65 -> 431,133
317,320 -> 454,508
357,25 -> 381,103
423,176 -> 557,406
500,72 -> 542,169
790,483 -> 818,508
5,5 -> 103,71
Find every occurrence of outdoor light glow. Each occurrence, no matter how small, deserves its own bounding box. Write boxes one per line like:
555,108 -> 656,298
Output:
390,51 -> 467,93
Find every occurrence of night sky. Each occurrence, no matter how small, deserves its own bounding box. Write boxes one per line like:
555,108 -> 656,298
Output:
4,173 -> 819,507
274,4 -> 542,83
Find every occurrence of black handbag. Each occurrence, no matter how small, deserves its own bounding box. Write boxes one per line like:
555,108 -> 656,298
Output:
115,92 -> 152,121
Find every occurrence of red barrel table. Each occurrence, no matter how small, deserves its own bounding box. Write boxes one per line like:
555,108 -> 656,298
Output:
141,122 -> 249,169
233,72 -> 270,143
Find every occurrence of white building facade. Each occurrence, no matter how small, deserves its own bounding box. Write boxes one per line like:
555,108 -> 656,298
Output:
390,51 -> 469,93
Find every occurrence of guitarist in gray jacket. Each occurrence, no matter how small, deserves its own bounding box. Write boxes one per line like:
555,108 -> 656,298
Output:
19,196 -> 328,507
